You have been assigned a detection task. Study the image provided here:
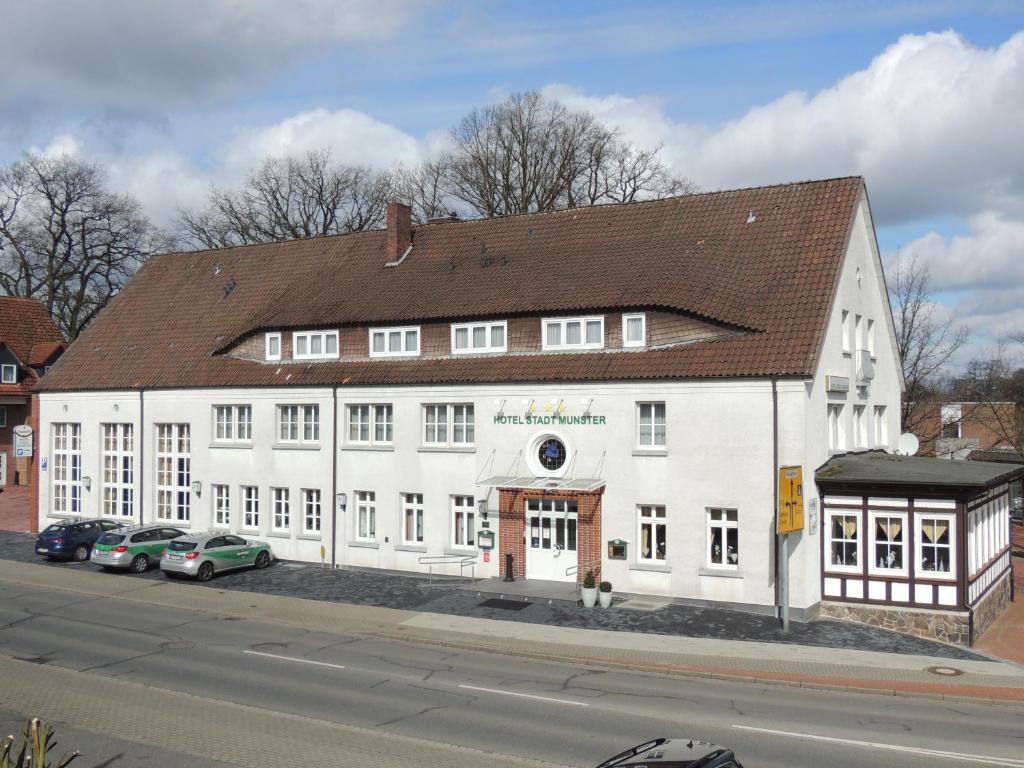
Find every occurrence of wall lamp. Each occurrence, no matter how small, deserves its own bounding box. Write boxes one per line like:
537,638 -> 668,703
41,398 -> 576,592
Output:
82,476 -> 92,492
191,480 -> 202,497
477,497 -> 489,519
336,492 -> 348,512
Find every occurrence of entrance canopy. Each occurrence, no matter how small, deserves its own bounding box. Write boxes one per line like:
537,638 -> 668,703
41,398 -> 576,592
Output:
476,475 -> 606,492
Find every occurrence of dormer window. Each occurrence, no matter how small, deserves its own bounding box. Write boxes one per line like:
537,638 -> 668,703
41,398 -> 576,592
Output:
542,316 -> 604,351
0,364 -> 16,384
370,326 -> 420,357
452,321 -> 506,354
293,330 -> 339,360
622,313 -> 646,347
265,333 -> 281,361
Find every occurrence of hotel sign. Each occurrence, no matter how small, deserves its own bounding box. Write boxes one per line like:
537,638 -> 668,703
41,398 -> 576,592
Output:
493,414 -> 607,426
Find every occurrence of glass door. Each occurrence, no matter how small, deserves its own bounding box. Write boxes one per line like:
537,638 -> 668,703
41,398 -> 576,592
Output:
526,499 -> 578,581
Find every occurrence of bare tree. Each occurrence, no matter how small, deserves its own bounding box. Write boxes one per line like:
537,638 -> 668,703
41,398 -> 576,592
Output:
392,159 -> 455,224
889,251 -> 968,439
0,154 -> 166,340
177,150 -> 395,248
954,344 -> 1024,456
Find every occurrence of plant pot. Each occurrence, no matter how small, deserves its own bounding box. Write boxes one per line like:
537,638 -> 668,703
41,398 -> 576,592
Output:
581,586 -> 598,607
598,590 -> 612,608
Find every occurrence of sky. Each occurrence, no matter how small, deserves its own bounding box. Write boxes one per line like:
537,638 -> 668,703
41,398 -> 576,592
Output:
2,0 -> 1024,364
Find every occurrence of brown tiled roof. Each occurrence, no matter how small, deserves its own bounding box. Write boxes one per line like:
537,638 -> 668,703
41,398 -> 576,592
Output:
28,341 -> 66,366
0,297 -> 65,392
38,177 -> 865,392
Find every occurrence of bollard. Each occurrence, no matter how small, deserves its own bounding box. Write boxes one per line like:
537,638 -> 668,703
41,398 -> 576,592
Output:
504,553 -> 514,582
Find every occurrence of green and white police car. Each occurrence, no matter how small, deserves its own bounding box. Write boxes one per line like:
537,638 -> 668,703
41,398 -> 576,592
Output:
160,532 -> 274,581
91,525 -> 187,573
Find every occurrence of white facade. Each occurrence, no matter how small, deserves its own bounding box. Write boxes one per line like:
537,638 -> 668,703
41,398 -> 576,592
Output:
36,195 -> 903,613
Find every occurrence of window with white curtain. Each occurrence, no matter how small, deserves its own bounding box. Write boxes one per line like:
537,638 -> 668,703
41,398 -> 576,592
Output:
356,491 -> 376,541
637,402 -> 666,448
622,313 -> 646,347
451,321 -> 507,353
347,404 -> 392,445
638,504 -> 667,562
707,508 -> 739,568
272,487 -> 290,532
542,316 -> 604,350
423,404 -> 474,447
369,327 -> 420,357
402,492 -> 423,544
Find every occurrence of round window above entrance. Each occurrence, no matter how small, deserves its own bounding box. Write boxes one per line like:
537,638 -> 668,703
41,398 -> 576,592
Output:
526,431 -> 573,478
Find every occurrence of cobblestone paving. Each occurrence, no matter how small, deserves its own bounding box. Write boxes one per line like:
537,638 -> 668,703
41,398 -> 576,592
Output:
0,530 -> 981,660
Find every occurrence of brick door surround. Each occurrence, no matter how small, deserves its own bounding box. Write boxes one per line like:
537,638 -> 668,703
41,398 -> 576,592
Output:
498,487 -> 604,582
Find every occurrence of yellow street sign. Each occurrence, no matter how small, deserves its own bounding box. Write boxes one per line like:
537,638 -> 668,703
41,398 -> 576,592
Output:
778,466 -> 804,534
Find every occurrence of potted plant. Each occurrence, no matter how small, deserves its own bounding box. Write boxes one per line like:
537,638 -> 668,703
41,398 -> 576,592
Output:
581,570 -> 598,607
598,580 -> 613,608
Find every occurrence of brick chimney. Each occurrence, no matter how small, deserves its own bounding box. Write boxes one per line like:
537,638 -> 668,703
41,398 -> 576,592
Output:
385,201 -> 412,263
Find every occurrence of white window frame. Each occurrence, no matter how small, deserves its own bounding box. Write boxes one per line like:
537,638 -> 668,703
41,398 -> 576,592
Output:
825,509 -> 861,574
355,490 -> 376,542
451,495 -> 476,549
854,313 -> 864,351
155,424 -> 190,522
622,313 -> 646,348
542,316 -> 604,351
101,423 -> 134,518
369,326 -> 420,358
422,403 -> 474,447
940,405 -> 962,440
278,404 -> 319,445
868,510 -> 908,577
402,492 -> 424,545
302,489 -> 321,534
52,423 -> 82,516
853,405 -> 867,448
706,507 -> 739,569
636,402 -> 666,449
841,310 -> 851,354
867,319 -> 875,357
347,404 -> 393,445
916,512 -> 956,581
0,364 -> 16,384
292,330 -> 339,360
213,484 -> 230,528
272,487 -> 290,532
451,321 -> 507,354
873,405 -> 887,447
242,485 -> 260,531
637,504 -> 667,563
827,403 -> 845,452
213,405 -> 252,444
265,332 -> 281,361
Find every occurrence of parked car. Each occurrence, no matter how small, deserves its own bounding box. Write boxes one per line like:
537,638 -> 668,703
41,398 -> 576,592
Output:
160,532 -> 274,581
35,518 -> 128,562
595,738 -> 744,768
91,524 -> 187,573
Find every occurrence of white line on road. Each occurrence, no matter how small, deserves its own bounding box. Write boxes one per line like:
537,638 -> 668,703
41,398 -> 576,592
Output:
457,684 -> 589,707
732,724 -> 1024,768
243,650 -> 347,670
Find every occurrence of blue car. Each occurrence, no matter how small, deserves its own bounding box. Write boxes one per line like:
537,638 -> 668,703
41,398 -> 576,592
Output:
35,518 -> 127,562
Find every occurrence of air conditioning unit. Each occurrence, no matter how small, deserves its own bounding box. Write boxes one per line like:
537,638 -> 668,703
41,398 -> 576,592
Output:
856,349 -> 875,383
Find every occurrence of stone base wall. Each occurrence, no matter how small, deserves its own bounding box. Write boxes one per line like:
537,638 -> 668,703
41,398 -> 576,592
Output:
820,601 -> 970,646
970,571 -> 1012,644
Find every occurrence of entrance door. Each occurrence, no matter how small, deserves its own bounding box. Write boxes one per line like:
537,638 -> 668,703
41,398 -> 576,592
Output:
526,499 -> 578,581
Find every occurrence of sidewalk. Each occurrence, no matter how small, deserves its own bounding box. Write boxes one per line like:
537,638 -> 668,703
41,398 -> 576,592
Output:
975,522 -> 1024,664
0,485 -> 31,532
2,558 -> 1022,705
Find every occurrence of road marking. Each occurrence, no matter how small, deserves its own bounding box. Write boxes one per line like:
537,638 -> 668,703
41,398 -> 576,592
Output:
457,684 -> 588,707
732,725 -> 1024,768
243,650 -> 347,670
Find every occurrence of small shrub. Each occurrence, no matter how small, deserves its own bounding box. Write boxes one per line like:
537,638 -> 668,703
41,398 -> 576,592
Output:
599,580 -> 612,593
583,570 -> 596,589
0,718 -> 80,768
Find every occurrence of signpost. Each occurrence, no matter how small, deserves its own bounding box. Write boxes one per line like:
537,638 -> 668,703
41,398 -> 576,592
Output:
776,466 -> 804,634
13,425 -> 33,458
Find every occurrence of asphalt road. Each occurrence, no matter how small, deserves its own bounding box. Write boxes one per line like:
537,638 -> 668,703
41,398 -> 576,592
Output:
0,575 -> 1022,768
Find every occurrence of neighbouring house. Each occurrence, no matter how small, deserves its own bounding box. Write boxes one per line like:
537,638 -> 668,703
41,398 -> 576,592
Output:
907,400 -> 1019,459
35,177 -> 905,621
0,297 -> 66,530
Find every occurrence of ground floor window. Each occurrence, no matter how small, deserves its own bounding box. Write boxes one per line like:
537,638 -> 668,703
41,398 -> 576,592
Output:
213,484 -> 230,528
918,514 -> 953,576
272,487 -> 290,532
827,511 -> 859,571
101,423 -> 134,518
451,495 -> 475,548
707,508 -> 738,567
242,486 -> 260,530
638,504 -> 667,562
870,512 -> 906,575
303,489 -> 321,534
52,423 -> 82,515
156,424 -> 190,521
403,493 -> 423,544
356,491 -> 376,541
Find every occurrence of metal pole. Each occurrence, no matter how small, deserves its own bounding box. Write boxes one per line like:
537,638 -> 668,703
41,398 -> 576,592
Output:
779,533 -> 789,633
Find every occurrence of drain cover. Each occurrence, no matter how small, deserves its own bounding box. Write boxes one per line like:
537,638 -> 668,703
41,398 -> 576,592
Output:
926,665 -> 964,676
479,598 -> 531,611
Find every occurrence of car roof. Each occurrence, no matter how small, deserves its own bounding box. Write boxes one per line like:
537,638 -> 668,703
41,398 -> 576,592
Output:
107,523 -> 183,534
596,739 -> 732,768
172,531 -> 244,544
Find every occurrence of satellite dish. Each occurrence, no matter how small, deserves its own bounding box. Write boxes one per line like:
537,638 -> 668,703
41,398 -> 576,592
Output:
896,433 -> 919,456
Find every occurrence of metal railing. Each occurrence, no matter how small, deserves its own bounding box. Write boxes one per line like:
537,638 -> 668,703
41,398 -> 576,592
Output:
566,557 -> 602,602
418,554 -> 478,587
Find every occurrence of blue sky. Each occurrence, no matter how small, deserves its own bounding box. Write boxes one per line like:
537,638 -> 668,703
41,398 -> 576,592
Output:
2,1 -> 1024,360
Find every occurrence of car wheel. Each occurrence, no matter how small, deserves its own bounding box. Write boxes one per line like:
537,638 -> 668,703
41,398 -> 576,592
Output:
254,550 -> 271,569
196,562 -> 215,582
72,544 -> 90,562
130,554 -> 150,573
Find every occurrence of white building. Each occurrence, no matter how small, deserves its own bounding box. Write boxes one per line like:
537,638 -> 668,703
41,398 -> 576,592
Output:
36,177 -> 903,618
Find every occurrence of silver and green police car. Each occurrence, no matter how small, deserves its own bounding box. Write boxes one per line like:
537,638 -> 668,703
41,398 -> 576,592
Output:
160,532 -> 274,581
91,525 -> 187,572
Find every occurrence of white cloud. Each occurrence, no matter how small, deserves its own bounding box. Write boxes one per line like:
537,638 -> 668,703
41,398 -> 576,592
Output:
0,0 -> 430,119
545,30 -> 1024,227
